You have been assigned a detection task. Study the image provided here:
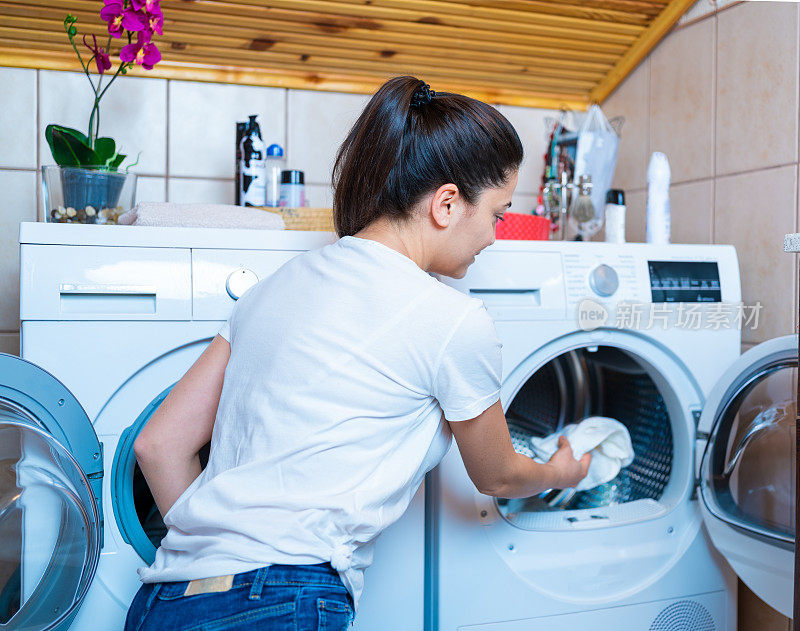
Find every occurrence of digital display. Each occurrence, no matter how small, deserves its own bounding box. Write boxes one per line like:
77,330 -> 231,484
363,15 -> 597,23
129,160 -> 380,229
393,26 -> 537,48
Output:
648,261 -> 721,303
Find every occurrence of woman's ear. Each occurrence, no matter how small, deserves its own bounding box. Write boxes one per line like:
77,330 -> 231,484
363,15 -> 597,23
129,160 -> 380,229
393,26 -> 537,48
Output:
429,183 -> 459,228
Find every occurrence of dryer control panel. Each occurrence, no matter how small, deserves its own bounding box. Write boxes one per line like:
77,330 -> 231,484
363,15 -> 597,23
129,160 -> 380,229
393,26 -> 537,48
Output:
648,260 -> 721,303
563,251 -> 639,311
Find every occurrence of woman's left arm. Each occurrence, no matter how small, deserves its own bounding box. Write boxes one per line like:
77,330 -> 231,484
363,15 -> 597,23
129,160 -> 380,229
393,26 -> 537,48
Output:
133,334 -> 231,517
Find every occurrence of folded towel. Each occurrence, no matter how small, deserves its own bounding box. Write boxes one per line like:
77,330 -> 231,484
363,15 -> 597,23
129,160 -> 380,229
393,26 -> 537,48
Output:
118,202 -> 285,230
530,416 -> 635,491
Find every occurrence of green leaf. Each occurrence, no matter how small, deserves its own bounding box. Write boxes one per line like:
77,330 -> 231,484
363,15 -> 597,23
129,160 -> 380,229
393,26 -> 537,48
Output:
109,153 -> 126,169
56,126 -> 90,146
94,137 -> 116,162
45,124 -> 95,167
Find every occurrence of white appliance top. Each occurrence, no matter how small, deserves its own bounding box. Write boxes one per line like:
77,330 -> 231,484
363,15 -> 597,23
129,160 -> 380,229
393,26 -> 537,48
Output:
19,221 -> 337,250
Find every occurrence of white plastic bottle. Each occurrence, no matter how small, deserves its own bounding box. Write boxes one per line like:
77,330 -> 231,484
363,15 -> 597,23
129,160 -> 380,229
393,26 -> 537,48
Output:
238,115 -> 267,207
264,144 -> 285,207
604,189 -> 626,243
646,152 -> 671,244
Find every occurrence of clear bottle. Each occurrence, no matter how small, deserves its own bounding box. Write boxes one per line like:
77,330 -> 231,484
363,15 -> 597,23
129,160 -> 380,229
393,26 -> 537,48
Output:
265,144 -> 285,207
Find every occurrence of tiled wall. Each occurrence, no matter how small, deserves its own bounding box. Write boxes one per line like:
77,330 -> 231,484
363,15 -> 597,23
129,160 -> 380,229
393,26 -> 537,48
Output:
602,0 -> 800,352
0,69 -> 556,355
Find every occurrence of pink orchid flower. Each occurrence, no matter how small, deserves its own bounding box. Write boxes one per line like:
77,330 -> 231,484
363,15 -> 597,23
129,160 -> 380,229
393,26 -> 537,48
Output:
146,5 -> 164,36
99,0 -> 125,38
121,7 -> 148,32
83,34 -> 112,74
120,32 -> 162,70
131,0 -> 160,12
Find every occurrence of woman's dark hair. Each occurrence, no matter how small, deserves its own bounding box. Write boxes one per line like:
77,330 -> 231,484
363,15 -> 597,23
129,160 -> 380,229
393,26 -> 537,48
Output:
332,76 -> 523,237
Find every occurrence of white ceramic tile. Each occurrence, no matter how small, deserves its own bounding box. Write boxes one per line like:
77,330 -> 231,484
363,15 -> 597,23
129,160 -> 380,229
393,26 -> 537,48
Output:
679,0 -> 716,26
496,105 -> 559,195
650,18 -> 715,183
39,70 -> 167,176
169,80 -> 285,179
716,2 -> 799,175
0,333 -> 19,356
0,68 -> 37,169
0,170 -> 36,330
669,179 -> 714,244
626,189 -> 647,243
286,90 -> 370,185
135,176 -> 167,203
603,60 -> 649,192
714,165 -> 797,344
167,178 -> 234,205
304,183 -> 333,209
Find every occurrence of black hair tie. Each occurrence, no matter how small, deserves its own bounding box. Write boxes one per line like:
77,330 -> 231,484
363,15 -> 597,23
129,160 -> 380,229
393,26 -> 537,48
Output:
411,82 -> 436,108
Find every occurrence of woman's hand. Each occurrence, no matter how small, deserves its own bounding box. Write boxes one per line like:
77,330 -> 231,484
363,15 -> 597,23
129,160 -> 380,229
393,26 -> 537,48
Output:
546,436 -> 591,489
448,400 -> 591,498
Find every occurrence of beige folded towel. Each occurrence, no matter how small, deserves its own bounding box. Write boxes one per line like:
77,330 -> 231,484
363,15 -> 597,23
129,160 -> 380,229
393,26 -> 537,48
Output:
118,202 -> 285,230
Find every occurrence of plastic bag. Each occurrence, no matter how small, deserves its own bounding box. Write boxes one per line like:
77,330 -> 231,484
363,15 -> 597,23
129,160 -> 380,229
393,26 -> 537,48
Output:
573,104 -> 621,236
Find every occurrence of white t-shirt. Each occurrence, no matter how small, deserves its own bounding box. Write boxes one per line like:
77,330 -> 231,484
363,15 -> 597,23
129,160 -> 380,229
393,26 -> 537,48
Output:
138,235 -> 503,610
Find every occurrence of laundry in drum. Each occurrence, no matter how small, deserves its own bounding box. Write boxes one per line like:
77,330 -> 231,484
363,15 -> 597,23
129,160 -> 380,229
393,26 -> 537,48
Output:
529,416 -> 635,492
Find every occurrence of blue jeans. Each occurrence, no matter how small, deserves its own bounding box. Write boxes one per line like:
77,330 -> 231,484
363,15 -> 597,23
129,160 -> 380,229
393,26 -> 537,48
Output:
124,563 -> 354,631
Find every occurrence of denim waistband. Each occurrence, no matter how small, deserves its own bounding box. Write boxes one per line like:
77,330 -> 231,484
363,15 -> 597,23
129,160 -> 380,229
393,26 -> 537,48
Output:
156,562 -> 345,601
255,562 -> 343,586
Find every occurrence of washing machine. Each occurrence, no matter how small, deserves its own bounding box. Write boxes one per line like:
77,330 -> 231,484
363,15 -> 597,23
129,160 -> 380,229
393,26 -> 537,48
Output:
427,240 -> 795,630
0,222 -> 425,630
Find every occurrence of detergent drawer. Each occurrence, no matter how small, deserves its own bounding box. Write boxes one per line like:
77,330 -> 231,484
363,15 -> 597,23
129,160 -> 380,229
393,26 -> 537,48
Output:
445,251 -> 566,320
191,248 -> 303,320
20,244 -> 191,320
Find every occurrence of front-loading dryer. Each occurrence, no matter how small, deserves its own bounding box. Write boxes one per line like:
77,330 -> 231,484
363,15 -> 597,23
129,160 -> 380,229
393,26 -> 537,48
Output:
427,240 -> 794,630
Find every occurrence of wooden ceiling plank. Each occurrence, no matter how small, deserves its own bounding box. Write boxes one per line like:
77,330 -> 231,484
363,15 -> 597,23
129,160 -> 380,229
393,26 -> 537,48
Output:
0,24 -> 597,93
551,0 -> 668,15
326,0 -> 647,33
0,11 -> 613,78
12,0 -> 632,57
432,0 -> 652,25
182,0 -> 641,45
0,44 -> 589,110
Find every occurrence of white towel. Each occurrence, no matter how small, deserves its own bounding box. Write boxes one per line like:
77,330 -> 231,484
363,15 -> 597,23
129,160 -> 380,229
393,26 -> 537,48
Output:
118,202 -> 285,230
530,416 -> 635,491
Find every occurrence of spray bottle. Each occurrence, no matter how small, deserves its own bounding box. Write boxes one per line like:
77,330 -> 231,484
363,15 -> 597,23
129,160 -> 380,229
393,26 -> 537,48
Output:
238,115 -> 267,207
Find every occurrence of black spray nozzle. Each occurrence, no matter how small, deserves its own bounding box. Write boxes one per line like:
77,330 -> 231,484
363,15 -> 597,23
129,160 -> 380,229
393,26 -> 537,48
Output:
247,114 -> 262,139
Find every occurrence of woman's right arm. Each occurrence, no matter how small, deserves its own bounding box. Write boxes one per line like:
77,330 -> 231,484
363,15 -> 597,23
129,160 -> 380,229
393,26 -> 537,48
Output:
133,334 -> 231,517
447,399 -> 590,498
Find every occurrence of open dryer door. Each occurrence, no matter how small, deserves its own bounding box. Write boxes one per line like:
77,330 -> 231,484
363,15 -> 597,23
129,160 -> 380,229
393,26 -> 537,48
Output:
0,353 -> 102,631
697,335 -> 796,618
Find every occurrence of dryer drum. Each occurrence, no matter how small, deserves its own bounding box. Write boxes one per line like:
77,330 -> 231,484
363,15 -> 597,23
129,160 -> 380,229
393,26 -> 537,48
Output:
501,346 -> 673,515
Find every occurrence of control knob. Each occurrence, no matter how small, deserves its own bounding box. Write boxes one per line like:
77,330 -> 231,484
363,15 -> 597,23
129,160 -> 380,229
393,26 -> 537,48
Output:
226,268 -> 259,300
589,264 -> 619,297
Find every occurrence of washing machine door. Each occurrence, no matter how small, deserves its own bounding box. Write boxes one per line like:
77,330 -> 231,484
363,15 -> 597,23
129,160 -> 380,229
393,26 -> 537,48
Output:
697,335 -> 796,618
0,353 -> 103,630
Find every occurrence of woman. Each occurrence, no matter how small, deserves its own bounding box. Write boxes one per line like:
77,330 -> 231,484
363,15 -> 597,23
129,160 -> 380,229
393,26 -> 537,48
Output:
126,76 -> 590,631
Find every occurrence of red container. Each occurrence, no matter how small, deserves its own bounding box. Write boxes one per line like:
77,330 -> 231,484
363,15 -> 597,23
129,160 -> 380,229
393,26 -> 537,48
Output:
495,213 -> 551,240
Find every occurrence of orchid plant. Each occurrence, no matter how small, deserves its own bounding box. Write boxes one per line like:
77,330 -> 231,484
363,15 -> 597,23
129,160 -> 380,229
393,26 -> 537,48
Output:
46,0 -> 164,171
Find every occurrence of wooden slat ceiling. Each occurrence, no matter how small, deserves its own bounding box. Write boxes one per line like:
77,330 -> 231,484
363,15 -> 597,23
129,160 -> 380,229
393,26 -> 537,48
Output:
0,0 -> 696,108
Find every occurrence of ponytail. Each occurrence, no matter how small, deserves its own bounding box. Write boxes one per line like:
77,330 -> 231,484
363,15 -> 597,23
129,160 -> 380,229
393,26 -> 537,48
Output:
332,76 -> 523,237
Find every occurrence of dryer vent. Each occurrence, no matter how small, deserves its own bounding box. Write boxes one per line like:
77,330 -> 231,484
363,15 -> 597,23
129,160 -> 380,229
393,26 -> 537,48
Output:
649,600 -> 716,631
501,345 -> 673,514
